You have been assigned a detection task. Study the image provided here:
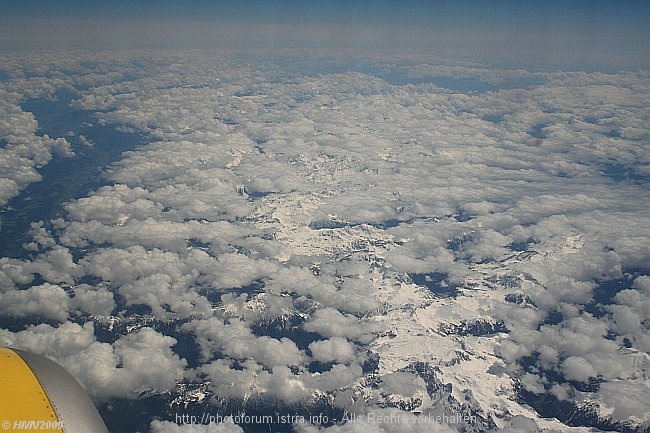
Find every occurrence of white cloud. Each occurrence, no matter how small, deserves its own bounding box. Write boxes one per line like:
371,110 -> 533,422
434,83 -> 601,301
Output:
309,337 -> 358,364
27,247 -> 82,285
519,373 -> 546,395
117,272 -> 212,320
0,86 -> 74,206
598,381 -> 650,423
199,358 -> 267,400
633,275 -> 650,292
265,365 -> 314,403
199,359 -> 316,404
608,304 -> 642,335
71,283 -> 116,316
0,321 -> 186,401
183,317 -> 305,367
302,363 -> 363,393
0,283 -> 70,322
378,371 -> 427,399
0,321 -> 96,358
549,383 -> 572,401
266,267 -> 380,314
219,292 -> 295,323
303,308 -> 383,343
62,327 -> 186,401
64,184 -> 163,224
0,257 -> 38,291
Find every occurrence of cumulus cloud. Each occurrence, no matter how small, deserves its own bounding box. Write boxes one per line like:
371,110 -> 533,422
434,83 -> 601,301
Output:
199,359 -> 318,404
379,371 -> 427,399
0,86 -> 74,206
71,283 -> 116,316
309,337 -> 358,364
0,321 -> 96,358
183,317 -> 305,367
0,283 -> 70,322
219,292 -> 295,323
598,381 -> 650,422
0,322 -> 186,401
303,308 -> 383,343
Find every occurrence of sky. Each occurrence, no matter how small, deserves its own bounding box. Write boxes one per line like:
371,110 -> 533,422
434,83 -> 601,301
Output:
1,0 -> 649,69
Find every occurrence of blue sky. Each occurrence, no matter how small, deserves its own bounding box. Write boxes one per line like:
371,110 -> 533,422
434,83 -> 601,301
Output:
1,0 -> 648,69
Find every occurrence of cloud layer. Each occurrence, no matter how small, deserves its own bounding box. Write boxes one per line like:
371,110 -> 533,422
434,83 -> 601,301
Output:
0,50 -> 648,432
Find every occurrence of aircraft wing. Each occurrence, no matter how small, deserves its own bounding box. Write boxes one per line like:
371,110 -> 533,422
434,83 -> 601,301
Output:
0,347 -> 109,433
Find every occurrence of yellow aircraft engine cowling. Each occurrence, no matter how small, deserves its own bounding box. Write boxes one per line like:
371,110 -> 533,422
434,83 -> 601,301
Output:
0,347 -> 109,433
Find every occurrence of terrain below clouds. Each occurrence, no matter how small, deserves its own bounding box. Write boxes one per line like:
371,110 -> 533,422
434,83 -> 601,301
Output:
0,50 -> 648,433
